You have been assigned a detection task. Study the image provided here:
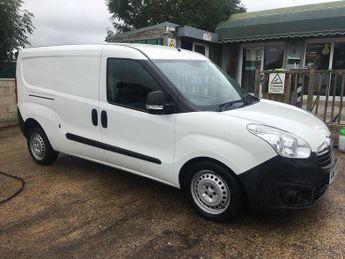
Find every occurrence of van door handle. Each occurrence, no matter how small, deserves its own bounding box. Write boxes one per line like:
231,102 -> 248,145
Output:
91,109 -> 98,126
101,110 -> 107,128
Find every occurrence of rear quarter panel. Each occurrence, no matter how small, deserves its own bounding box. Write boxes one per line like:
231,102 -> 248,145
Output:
16,52 -> 58,148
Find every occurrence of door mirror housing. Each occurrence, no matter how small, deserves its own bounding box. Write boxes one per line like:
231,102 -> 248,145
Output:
146,91 -> 175,114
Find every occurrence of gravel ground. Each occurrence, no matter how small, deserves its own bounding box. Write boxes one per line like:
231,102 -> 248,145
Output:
0,126 -> 344,258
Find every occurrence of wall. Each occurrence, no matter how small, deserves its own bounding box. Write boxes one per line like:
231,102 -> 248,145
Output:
0,79 -> 17,128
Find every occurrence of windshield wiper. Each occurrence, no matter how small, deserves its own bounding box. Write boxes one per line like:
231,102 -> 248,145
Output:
218,93 -> 255,112
218,99 -> 246,112
243,93 -> 253,104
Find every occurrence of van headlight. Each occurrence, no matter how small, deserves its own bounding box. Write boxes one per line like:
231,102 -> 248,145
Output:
247,124 -> 311,159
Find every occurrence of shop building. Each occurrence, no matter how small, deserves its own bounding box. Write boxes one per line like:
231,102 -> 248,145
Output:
106,2 -> 345,95
216,1 -> 345,93
106,22 -> 220,62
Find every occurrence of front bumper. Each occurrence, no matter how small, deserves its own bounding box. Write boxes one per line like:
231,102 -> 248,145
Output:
238,151 -> 337,211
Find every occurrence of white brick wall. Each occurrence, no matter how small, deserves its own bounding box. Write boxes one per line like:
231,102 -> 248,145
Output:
0,79 -> 17,128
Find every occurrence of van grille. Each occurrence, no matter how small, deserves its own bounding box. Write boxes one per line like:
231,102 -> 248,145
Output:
313,184 -> 328,202
317,140 -> 335,170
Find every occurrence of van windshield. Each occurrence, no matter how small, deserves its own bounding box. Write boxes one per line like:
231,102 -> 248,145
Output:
153,59 -> 256,111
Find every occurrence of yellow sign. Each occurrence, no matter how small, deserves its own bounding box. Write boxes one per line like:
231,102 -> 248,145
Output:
167,38 -> 176,48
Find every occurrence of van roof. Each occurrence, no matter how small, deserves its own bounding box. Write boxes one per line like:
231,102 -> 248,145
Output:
20,43 -> 208,61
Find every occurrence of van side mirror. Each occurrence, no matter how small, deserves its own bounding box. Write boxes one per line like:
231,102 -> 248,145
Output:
146,91 -> 175,114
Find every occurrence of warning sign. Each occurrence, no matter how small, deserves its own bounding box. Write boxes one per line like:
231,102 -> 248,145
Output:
268,73 -> 285,94
167,38 -> 176,48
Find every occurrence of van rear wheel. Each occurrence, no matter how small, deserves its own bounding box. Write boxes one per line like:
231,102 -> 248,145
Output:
27,127 -> 58,165
184,161 -> 242,221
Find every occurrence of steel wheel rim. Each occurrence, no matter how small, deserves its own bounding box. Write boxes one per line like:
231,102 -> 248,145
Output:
30,133 -> 46,160
191,170 -> 231,214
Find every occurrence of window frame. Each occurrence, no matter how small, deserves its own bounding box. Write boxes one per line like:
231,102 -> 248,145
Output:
263,45 -> 285,70
192,42 -> 209,58
237,41 -> 285,89
106,57 -> 165,113
304,41 -> 332,70
240,46 -> 263,93
332,41 -> 345,70
303,37 -> 345,70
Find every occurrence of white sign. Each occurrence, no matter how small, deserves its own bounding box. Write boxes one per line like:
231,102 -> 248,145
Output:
203,32 -> 212,41
268,73 -> 285,94
167,38 -> 176,48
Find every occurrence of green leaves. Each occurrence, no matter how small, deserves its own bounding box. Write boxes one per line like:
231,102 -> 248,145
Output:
0,0 -> 35,60
107,0 -> 245,33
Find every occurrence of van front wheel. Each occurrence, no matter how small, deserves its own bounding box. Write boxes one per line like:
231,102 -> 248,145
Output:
184,161 -> 242,221
27,128 -> 58,165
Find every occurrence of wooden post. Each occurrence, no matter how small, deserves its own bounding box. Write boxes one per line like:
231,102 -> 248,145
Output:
293,73 -> 298,105
254,69 -> 260,98
307,69 -> 315,111
284,73 -> 292,104
331,73 -> 337,121
338,73 -> 345,124
315,73 -> 322,115
297,73 -> 306,108
324,72 -> 331,122
263,73 -> 269,99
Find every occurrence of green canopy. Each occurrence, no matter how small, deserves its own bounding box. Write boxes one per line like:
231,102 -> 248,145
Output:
216,1 -> 345,43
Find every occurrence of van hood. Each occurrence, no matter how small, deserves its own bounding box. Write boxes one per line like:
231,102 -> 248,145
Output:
224,99 -> 330,151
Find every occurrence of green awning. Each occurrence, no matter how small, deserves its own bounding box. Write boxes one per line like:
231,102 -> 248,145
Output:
216,1 -> 345,43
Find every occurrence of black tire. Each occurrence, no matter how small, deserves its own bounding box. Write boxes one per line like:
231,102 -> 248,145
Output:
27,127 -> 58,165
183,161 -> 243,221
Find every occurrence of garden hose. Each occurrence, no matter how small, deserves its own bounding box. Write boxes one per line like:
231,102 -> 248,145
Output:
0,170 -> 25,204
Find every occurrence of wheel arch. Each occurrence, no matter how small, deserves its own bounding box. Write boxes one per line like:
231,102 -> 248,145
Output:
22,118 -> 44,138
178,157 -> 248,203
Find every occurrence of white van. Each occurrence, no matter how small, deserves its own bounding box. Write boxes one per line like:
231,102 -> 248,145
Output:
16,44 -> 337,221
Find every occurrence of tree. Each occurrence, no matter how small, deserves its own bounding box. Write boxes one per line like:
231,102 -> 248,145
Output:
107,0 -> 245,33
0,0 -> 34,60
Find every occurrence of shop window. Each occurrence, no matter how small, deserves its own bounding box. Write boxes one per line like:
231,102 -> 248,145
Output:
305,43 -> 331,70
194,45 -> 206,56
333,42 -> 345,69
241,47 -> 262,93
193,43 -> 209,58
181,41 -> 193,51
264,46 -> 284,70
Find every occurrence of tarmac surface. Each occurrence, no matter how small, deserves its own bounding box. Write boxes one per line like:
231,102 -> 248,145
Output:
0,126 -> 344,258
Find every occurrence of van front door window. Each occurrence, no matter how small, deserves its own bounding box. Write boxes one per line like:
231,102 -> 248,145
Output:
107,59 -> 161,111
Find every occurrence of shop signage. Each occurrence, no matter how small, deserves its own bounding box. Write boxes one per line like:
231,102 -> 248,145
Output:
268,73 -> 285,94
203,32 -> 212,41
129,38 -> 163,45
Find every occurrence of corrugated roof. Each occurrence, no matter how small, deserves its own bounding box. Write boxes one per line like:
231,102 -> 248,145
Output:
216,1 -> 345,43
108,22 -> 179,41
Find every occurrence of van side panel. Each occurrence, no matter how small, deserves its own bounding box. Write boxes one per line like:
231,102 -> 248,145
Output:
17,47 -> 105,163
17,55 -> 58,148
53,55 -> 105,161
22,57 -> 56,91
